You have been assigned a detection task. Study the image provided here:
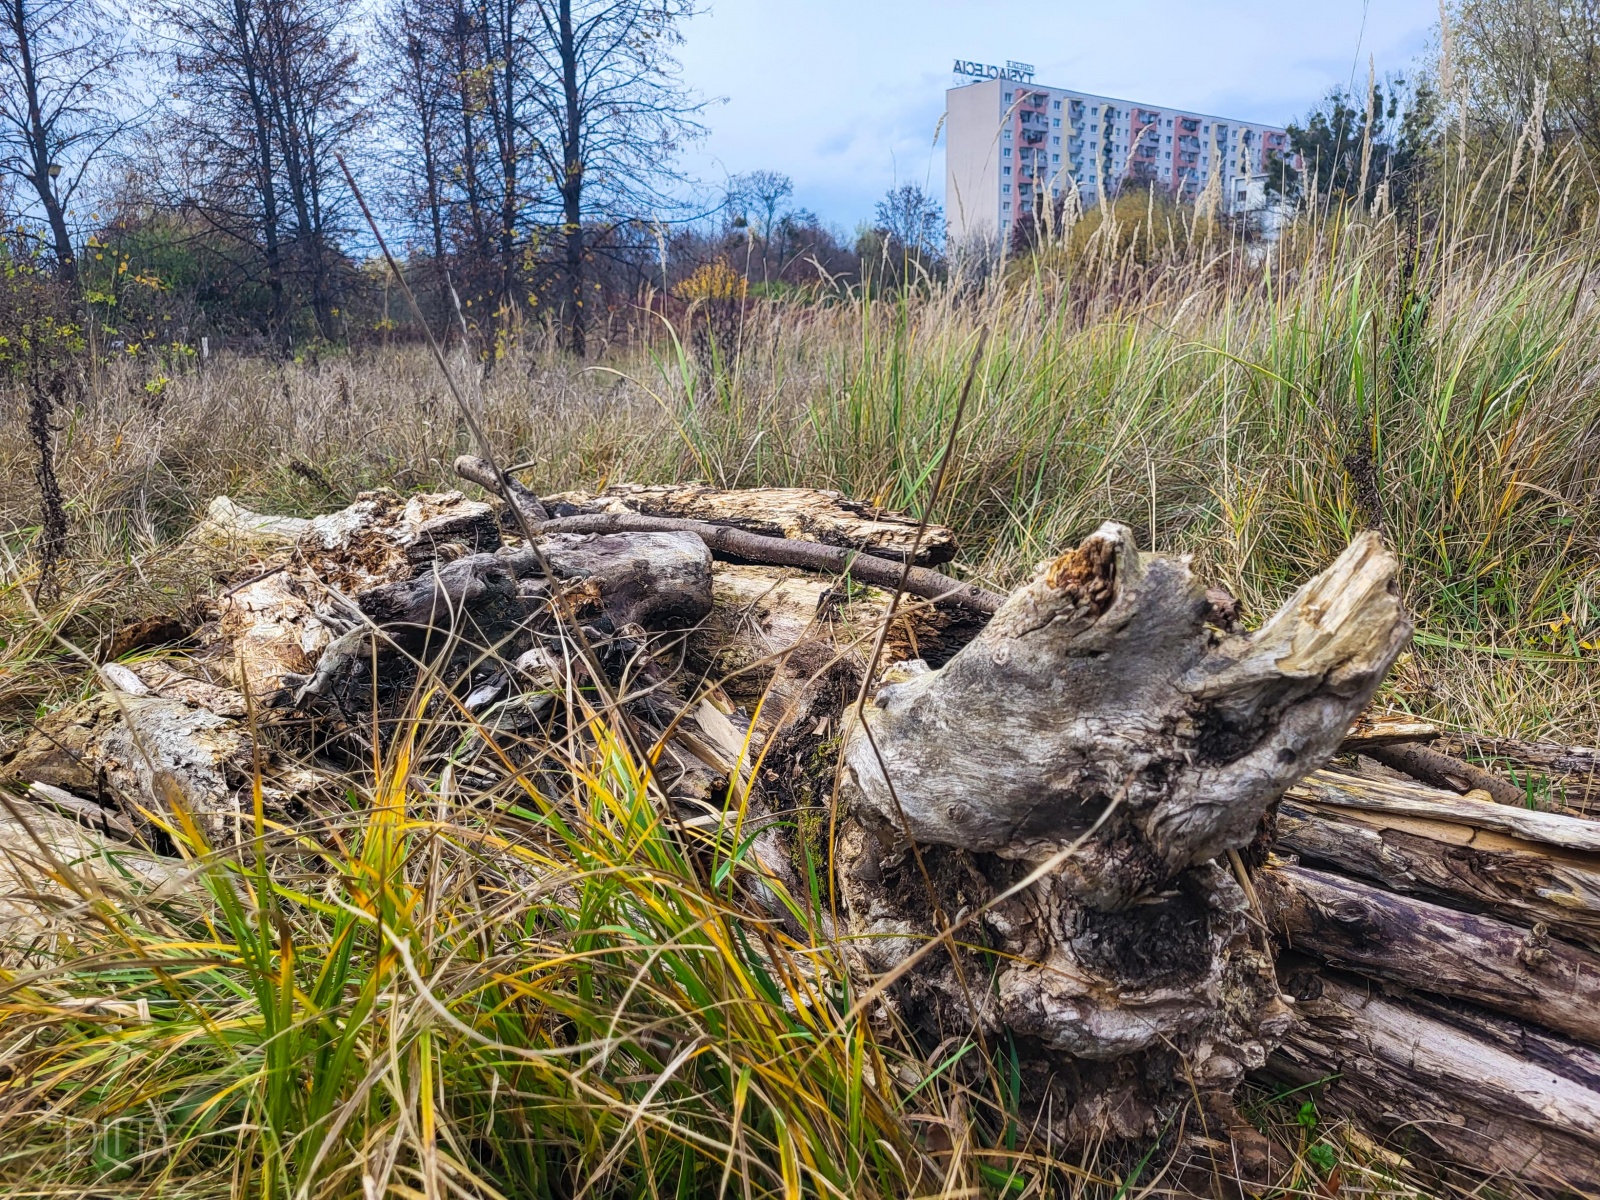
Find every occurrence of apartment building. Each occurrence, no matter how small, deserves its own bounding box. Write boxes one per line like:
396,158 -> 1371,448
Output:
945,76 -> 1296,243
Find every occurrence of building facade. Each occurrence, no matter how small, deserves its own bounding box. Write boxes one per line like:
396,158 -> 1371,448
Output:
945,77 -> 1296,244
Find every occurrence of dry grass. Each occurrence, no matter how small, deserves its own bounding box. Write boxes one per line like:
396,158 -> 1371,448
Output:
1,186 -> 1598,1197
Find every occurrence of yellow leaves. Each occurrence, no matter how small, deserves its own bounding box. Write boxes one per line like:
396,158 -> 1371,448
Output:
674,258 -> 747,304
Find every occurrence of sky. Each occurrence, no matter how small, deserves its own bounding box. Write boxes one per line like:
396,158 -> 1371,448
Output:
673,0 -> 1441,229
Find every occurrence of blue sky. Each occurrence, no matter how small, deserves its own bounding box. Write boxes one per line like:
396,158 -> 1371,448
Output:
673,0 -> 1440,228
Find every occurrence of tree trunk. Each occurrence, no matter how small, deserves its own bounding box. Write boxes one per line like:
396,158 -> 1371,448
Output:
833,522 -> 1409,1136
1257,861 -> 1600,1047
1269,967 -> 1600,1191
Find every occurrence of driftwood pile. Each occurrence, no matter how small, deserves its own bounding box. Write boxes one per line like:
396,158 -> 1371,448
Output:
4,462 -> 1598,1190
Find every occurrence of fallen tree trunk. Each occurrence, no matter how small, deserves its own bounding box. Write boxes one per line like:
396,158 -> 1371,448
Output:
1256,861 -> 1600,1047
1276,772 -> 1600,949
1362,740 -> 1524,805
18,479 -> 1600,1188
1269,966 -> 1600,1191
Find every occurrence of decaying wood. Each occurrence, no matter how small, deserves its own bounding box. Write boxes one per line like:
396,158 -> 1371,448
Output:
454,454 -> 549,526
1277,772 -> 1600,950
844,524 -> 1409,900
530,511 -> 998,613
1437,735 -> 1600,810
1269,967 -> 1600,1191
1338,711 -> 1438,749
18,475 -> 1600,1185
1363,740 -> 1524,805
540,479 -> 960,565
1257,861 -> 1600,1047
1,789 -> 189,944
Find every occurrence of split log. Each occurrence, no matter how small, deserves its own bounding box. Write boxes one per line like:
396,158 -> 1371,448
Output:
1256,861 -> 1600,1047
539,479 -> 959,565
1269,967 -> 1600,1191
1338,711 -> 1438,749
1276,770 -> 1600,949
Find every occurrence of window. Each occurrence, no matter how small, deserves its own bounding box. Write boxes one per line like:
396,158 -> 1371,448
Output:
1053,153 -> 1060,162
1165,135 -> 1171,143
1004,129 -> 1012,140
1053,118 -> 1060,127
1004,92 -> 1013,102
1053,136 -> 1060,145
1003,166 -> 1011,175
1003,184 -> 1011,194
1164,151 -> 1171,158
1053,100 -> 1061,109
1003,147 -> 1011,157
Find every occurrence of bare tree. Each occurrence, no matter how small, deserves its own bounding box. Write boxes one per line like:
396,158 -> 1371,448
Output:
374,0 -> 548,350
524,0 -> 707,357
874,183 -> 944,258
0,0 -> 133,283
728,169 -> 791,275
155,0 -> 363,344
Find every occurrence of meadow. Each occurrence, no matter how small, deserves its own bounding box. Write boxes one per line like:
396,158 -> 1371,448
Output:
0,191 -> 1597,1197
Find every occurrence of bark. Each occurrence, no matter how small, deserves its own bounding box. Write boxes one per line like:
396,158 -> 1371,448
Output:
541,481 -> 960,565
822,523 -> 1407,1141
455,454 -> 549,525
1257,861 -> 1600,1047
844,524 -> 1409,903
1363,741 -> 1523,805
1436,735 -> 1600,810
1277,772 -> 1600,950
1269,967 -> 1600,1191
534,512 -> 1000,613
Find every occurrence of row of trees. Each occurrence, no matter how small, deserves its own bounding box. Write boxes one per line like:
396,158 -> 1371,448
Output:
1,0 -> 709,356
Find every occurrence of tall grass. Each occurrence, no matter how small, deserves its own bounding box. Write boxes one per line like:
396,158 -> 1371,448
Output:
2,159 -> 1599,1197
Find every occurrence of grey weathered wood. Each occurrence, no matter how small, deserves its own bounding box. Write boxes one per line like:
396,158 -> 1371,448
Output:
844,523 -> 1411,908
1257,861 -> 1600,1047
1275,787 -> 1600,950
1269,969 -> 1600,1190
542,480 -> 959,565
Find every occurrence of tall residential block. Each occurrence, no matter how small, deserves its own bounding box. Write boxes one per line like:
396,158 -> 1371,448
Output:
945,76 -> 1297,244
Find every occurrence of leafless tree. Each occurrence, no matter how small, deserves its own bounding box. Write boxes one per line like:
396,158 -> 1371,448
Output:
524,0 -> 707,356
728,169 -> 792,276
155,0 -> 364,344
0,0 -> 134,283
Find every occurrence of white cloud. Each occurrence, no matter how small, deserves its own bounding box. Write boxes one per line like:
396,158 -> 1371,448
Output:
674,0 -> 1437,225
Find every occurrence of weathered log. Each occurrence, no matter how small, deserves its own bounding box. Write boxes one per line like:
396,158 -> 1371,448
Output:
1363,740 -> 1524,805
1256,861 -> 1600,1047
821,525 -> 1406,1144
1269,967 -> 1600,1191
1276,772 -> 1600,949
1436,735 -> 1600,810
1338,711 -> 1438,749
454,454 -> 549,526
0,790 -> 188,945
844,523 -> 1410,905
3,693 -> 253,845
540,480 -> 960,565
530,511 -> 1001,613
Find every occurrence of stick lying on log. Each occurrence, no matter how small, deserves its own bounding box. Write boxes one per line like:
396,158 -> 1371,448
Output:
536,475 -> 960,565
455,456 -> 1001,613
1363,740 -> 1524,805
1269,967 -> 1600,1191
1257,860 -> 1600,1048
